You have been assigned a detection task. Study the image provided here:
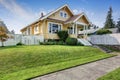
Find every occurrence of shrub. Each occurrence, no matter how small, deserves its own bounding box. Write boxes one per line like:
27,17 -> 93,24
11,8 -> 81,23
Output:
48,39 -> 56,42
66,37 -> 77,45
96,29 -> 112,35
16,42 -> 23,46
39,42 -> 57,45
77,42 -> 84,46
57,41 -> 65,45
57,30 -> 68,42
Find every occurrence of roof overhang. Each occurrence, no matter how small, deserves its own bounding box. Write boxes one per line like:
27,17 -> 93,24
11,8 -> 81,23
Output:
76,22 -> 87,26
73,12 -> 91,25
40,4 -> 74,20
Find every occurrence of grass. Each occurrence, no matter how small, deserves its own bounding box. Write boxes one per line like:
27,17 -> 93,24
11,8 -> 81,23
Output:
0,45 -> 114,80
98,67 -> 120,80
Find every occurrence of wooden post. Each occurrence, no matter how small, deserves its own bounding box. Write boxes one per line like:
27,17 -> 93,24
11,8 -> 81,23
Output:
83,25 -> 86,39
75,23 -> 77,38
73,24 -> 75,34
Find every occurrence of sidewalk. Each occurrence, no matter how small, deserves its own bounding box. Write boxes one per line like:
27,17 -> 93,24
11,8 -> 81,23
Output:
32,55 -> 120,80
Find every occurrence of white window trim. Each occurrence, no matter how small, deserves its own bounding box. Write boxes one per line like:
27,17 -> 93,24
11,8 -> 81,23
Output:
60,11 -> 64,17
60,11 -> 67,18
48,22 -> 62,34
34,24 -> 39,34
64,12 -> 67,18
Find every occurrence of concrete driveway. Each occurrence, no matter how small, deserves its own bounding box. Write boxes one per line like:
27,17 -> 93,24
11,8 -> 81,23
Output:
32,55 -> 120,80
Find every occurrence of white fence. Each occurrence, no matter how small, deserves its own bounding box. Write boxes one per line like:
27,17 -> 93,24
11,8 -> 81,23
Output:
89,33 -> 120,45
0,34 -> 44,46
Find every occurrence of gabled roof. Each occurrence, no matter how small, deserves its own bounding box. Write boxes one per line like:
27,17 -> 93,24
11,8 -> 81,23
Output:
65,12 -> 91,24
21,4 -> 74,31
21,4 -> 91,31
64,14 -> 82,24
73,12 -> 91,24
40,4 -> 74,20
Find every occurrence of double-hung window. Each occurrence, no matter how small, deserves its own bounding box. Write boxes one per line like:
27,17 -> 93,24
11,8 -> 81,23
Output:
48,23 -> 62,33
60,11 -> 67,18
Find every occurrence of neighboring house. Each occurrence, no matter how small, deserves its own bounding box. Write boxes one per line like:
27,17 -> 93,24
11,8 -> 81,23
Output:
21,4 -> 91,41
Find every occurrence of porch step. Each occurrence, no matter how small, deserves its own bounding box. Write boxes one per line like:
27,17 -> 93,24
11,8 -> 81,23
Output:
94,45 -> 113,53
78,39 -> 92,46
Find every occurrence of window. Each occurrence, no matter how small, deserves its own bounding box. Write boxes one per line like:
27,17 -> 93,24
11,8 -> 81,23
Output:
60,11 -> 67,18
60,12 -> 63,17
34,24 -> 39,32
64,13 -> 67,18
48,23 -> 62,33
68,27 -> 75,34
68,27 -> 73,34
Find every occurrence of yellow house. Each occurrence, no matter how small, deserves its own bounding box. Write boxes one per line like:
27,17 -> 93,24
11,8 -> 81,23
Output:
20,4 -> 91,41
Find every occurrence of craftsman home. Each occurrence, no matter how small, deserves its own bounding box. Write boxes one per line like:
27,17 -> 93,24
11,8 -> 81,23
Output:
21,4 -> 91,40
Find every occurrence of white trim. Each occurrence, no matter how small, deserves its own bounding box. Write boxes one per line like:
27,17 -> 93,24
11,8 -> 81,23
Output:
40,4 -> 74,20
76,22 -> 87,26
73,12 -> 91,24
21,4 -> 73,31
59,11 -> 68,18
72,24 -> 75,34
75,23 -> 78,37
34,23 -> 39,34
48,22 -> 63,34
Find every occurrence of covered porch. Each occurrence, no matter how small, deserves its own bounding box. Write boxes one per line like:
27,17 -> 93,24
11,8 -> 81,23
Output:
67,22 -> 89,39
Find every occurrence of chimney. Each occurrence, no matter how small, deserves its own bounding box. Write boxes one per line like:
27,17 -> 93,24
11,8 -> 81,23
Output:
41,12 -> 44,18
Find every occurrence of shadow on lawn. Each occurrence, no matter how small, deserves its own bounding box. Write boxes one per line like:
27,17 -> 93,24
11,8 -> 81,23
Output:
0,46 -> 24,50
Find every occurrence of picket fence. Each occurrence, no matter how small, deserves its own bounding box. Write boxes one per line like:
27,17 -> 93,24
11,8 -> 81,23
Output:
89,33 -> 120,45
0,34 -> 44,46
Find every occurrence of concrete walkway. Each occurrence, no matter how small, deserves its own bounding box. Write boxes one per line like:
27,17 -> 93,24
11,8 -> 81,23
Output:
32,55 -> 120,80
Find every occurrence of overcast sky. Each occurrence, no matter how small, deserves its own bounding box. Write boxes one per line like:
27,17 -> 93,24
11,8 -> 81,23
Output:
0,0 -> 120,34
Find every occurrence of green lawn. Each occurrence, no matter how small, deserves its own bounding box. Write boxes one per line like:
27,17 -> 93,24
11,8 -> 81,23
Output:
0,45 -> 114,80
98,68 -> 120,80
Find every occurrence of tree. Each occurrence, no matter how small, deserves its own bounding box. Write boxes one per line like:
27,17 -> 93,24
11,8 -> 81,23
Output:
0,26 -> 9,47
57,30 -> 68,42
116,18 -> 120,32
104,7 -> 115,29
11,30 -> 15,34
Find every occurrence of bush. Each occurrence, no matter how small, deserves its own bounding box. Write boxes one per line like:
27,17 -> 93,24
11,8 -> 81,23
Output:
96,29 -> 112,35
56,41 -> 65,45
57,30 -> 68,42
16,42 -> 23,46
48,39 -> 56,42
66,37 -> 77,45
77,42 -> 84,46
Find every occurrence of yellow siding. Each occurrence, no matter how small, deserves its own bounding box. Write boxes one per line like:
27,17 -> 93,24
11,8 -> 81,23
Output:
77,15 -> 89,24
21,6 -> 90,40
48,7 -> 73,21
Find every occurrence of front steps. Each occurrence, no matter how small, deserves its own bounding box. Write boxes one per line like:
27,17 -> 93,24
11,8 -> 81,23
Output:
77,39 -> 92,46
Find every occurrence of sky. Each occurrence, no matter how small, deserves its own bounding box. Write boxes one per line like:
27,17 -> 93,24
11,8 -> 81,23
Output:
0,0 -> 120,34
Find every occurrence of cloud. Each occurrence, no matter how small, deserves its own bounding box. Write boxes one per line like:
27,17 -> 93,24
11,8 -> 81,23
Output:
0,0 -> 54,34
0,0 -> 40,33
0,0 -> 34,19
73,9 -> 84,14
73,8 -> 105,27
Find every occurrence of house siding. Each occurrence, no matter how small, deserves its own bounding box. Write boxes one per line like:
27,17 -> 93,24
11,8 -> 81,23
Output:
77,15 -> 89,24
21,5 -> 91,40
48,7 -> 73,21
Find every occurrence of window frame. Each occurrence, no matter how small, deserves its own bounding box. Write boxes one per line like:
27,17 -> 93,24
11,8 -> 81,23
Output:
34,24 -> 39,34
60,11 -> 67,18
48,22 -> 62,34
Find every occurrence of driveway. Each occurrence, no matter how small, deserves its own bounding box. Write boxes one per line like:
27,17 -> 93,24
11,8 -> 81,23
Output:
32,55 -> 120,80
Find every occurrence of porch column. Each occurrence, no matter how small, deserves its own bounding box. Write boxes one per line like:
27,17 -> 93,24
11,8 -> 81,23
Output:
83,25 -> 86,38
75,23 -> 77,38
86,25 -> 88,38
72,24 -> 75,34
86,25 -> 87,38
